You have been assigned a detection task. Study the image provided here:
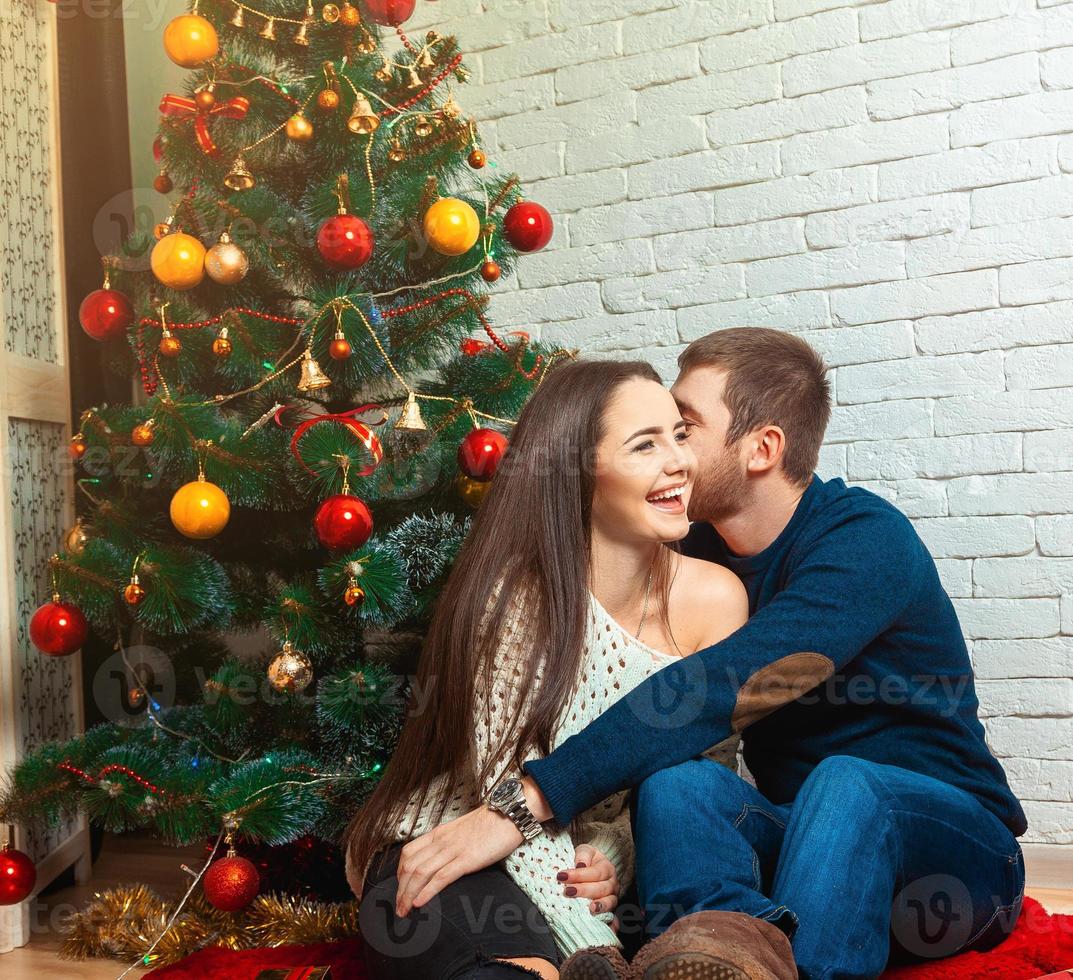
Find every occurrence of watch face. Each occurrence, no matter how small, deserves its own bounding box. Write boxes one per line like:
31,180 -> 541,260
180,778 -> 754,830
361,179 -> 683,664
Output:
490,778 -> 521,807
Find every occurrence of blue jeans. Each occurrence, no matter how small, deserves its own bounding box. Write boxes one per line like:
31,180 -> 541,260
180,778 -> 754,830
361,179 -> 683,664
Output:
631,755 -> 1025,980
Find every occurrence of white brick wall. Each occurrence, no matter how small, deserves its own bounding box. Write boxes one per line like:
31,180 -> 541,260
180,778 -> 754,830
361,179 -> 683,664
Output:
414,0 -> 1073,851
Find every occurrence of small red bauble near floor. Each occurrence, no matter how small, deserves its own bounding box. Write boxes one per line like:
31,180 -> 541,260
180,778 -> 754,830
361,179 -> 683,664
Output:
29,599 -> 89,657
0,845 -> 36,905
503,200 -> 554,252
317,214 -> 374,270
362,0 -> 416,26
203,854 -> 260,911
79,288 -> 134,341
458,428 -> 508,481
314,494 -> 374,551
480,259 -> 501,282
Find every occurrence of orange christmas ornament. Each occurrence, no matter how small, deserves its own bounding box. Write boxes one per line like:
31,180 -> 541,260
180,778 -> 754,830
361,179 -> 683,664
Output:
163,14 -> 219,69
423,197 -> 480,256
151,232 -> 206,290
170,472 -> 231,539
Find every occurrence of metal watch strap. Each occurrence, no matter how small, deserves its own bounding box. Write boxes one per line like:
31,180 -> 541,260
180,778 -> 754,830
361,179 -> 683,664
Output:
503,797 -> 543,841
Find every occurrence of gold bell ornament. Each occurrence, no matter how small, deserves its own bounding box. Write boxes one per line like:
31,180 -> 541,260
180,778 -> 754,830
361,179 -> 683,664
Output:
259,16 -> 276,40
395,392 -> 427,432
343,574 -> 365,607
294,5 -> 313,44
223,156 -> 255,192
296,348 -> 332,392
346,93 -> 380,135
230,4 -> 245,28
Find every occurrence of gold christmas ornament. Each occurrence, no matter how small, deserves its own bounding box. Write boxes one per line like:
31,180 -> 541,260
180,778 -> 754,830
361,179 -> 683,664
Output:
204,231 -> 250,285
267,640 -> 313,693
223,157 -> 255,191
339,2 -> 360,27
286,111 -> 315,141
163,14 -> 219,68
170,475 -> 231,539
124,575 -> 146,607
317,87 -> 340,111
296,348 -> 332,392
456,473 -> 491,508
230,4 -> 245,27
375,63 -> 393,84
195,84 -> 217,111
343,581 -> 365,606
151,231 -> 206,290
65,519 -> 90,556
468,147 -> 486,169
346,93 -> 380,135
414,114 -> 434,137
212,326 -> 233,358
442,95 -> 462,119
131,419 -> 157,447
294,7 -> 312,45
395,392 -> 427,432
259,16 -> 276,40
321,3 -> 341,22
159,326 -> 182,358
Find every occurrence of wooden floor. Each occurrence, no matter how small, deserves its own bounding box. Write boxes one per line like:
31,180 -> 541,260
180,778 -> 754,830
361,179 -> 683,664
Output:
2,833 -> 1071,978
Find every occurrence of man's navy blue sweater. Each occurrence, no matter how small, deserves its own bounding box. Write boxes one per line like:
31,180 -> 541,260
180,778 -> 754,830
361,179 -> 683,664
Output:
524,474 -> 1027,837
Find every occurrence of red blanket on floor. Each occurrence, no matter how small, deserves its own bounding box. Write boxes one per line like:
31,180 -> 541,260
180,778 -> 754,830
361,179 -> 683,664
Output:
145,896 -> 1073,980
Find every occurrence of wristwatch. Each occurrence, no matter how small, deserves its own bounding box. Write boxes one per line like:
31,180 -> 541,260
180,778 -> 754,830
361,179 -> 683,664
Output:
487,777 -> 544,842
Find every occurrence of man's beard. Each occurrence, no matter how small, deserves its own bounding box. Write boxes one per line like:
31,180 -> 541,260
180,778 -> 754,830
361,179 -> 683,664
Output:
689,444 -> 751,523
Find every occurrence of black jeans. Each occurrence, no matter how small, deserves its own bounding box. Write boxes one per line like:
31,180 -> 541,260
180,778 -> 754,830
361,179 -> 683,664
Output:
359,842 -> 563,980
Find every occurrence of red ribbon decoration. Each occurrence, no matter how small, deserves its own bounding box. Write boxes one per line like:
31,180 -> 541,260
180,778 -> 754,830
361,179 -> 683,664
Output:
276,403 -> 387,477
159,94 -> 251,158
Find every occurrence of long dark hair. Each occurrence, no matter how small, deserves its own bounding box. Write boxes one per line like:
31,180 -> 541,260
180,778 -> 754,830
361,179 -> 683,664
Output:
345,359 -> 678,877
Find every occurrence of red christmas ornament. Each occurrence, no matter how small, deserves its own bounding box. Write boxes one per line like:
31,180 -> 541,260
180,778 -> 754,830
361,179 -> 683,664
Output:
79,288 -> 134,341
0,845 -> 36,905
203,854 -> 260,911
317,214 -> 374,270
329,336 -> 352,360
458,427 -> 508,481
503,200 -> 554,253
460,337 -> 485,356
362,0 -> 415,26
314,494 -> 374,551
480,259 -> 501,282
29,599 -> 89,657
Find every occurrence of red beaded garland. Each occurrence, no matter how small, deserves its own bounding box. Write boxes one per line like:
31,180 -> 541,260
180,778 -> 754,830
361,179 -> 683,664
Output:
314,494 -> 374,551
317,214 -> 374,270
29,599 -> 89,657
0,846 -> 36,906
503,201 -> 554,252
79,288 -> 134,341
204,855 -> 260,911
458,428 -> 508,481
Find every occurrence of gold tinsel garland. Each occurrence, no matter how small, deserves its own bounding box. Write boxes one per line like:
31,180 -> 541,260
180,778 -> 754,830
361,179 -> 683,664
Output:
60,884 -> 360,967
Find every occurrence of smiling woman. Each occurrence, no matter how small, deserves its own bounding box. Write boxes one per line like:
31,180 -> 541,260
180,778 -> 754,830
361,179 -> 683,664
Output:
343,358 -> 747,978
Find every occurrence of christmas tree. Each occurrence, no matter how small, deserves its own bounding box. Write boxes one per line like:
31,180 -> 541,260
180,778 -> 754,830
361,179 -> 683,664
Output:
0,0 -> 567,953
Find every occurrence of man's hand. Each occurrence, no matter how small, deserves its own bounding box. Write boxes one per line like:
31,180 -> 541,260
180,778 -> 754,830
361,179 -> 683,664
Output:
559,843 -> 620,921
394,804 -> 523,917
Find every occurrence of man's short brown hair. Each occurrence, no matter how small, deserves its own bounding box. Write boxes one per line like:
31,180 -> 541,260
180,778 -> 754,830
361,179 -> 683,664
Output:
677,327 -> 831,487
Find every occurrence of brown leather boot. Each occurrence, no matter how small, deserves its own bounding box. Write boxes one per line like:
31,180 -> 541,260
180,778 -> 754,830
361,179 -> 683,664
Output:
559,943 -> 632,980
628,910 -> 797,980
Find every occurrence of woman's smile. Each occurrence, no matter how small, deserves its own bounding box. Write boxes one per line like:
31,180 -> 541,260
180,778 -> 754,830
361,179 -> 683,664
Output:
646,482 -> 688,515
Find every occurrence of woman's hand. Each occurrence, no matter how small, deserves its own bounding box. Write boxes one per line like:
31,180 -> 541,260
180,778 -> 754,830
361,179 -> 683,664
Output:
394,805 -> 523,917
559,843 -> 621,921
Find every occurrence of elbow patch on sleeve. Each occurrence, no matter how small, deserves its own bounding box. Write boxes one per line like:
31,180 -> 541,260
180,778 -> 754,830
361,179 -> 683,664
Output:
730,652 -> 835,733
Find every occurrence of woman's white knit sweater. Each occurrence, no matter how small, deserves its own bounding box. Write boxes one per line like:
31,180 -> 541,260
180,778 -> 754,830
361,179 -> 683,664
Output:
382,587 -> 737,957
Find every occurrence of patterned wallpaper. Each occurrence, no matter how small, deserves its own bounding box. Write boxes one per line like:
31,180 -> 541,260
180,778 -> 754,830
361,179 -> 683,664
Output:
0,0 -> 60,363
9,419 -> 78,860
